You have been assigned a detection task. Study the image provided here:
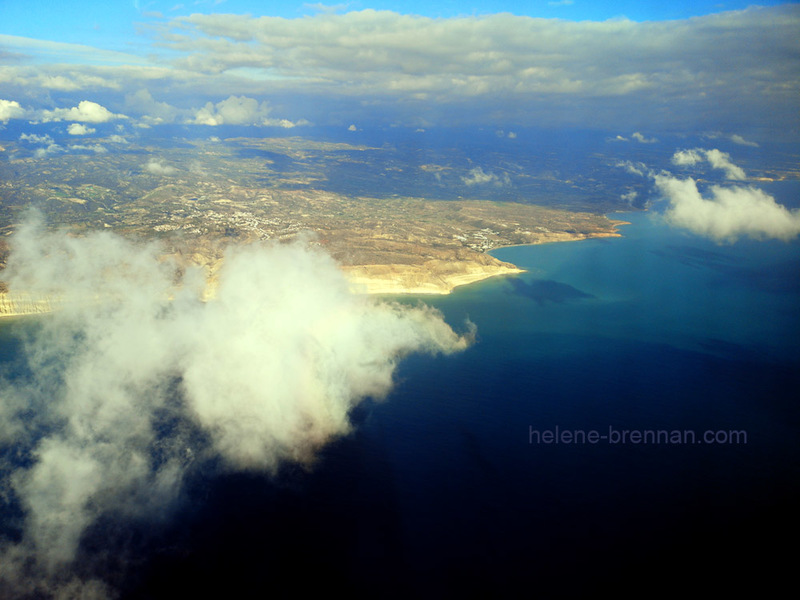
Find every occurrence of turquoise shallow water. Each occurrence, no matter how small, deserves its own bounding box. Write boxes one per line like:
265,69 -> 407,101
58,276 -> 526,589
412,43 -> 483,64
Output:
1,210 -> 798,597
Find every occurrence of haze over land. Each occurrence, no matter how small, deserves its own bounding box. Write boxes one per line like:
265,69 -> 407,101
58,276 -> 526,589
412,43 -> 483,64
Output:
1,1 -> 799,598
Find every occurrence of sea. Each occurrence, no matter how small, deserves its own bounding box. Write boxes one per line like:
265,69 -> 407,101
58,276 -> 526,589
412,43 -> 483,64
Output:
1,210 -> 799,597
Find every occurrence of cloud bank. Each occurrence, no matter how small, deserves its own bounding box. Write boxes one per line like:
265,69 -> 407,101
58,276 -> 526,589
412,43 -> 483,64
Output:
0,223 -> 472,597
2,5 -> 798,134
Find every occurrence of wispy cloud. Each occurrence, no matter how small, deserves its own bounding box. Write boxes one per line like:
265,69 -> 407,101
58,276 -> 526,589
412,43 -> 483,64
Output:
730,134 -> 759,147
461,167 -> 511,187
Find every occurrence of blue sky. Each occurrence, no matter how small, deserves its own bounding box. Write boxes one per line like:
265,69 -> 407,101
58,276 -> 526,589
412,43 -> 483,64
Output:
0,1 -> 798,139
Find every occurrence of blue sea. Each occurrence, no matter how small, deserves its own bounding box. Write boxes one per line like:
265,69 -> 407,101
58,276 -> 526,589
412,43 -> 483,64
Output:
2,211 -> 798,597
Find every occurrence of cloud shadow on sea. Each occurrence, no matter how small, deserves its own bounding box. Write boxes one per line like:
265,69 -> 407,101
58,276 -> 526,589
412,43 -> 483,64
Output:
506,278 -> 595,306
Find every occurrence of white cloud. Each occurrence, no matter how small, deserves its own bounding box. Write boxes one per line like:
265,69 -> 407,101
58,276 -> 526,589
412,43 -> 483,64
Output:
144,159 -> 177,175
611,132 -> 657,143
108,134 -> 129,143
631,132 -> 657,144
147,6 -> 799,132
124,89 -> 184,125
654,174 -> 800,242
2,7 -> 798,133
68,143 -> 107,153
39,100 -> 127,123
671,149 -> 703,166
616,160 -> 648,176
34,143 -> 64,158
730,134 -> 759,147
0,99 -> 26,123
191,95 -> 272,126
263,117 -> 310,128
0,222 -> 472,594
461,167 -> 510,187
348,124 -> 358,131
704,149 -> 746,181
67,123 -> 96,135
19,133 -> 54,145
672,148 -> 746,180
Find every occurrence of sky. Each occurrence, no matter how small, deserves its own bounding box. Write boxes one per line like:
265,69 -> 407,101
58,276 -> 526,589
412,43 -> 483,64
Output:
1,1 -> 798,139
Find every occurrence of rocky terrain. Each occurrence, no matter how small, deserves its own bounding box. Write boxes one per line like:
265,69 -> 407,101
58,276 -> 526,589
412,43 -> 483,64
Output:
0,136 -> 629,315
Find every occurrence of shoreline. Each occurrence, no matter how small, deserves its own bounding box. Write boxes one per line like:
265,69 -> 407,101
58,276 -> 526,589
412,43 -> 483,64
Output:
343,263 -> 526,296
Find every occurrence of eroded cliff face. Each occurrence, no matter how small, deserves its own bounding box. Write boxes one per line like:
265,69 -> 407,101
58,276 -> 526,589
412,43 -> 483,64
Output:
342,256 -> 524,295
0,292 -> 59,317
0,256 -> 522,317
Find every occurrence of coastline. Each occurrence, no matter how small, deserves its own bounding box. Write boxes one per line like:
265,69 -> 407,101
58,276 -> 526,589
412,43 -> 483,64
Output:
343,263 -> 525,295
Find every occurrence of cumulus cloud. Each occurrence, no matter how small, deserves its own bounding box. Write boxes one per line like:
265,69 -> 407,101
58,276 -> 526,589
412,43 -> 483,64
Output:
671,148 -> 746,180
461,167 -> 511,187
124,89 -> 184,125
191,95 -> 272,126
67,123 -> 96,135
620,148 -> 799,241
654,174 -> 800,242
39,100 -> 127,123
0,98 -> 26,123
144,159 -> 177,175
0,221 -> 472,596
671,149 -> 703,166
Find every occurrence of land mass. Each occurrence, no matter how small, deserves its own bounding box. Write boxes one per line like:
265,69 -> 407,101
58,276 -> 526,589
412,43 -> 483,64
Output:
0,136 -> 627,315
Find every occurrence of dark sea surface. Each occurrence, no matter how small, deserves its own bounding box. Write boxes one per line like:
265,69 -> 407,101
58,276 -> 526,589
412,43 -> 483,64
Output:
2,210 -> 798,597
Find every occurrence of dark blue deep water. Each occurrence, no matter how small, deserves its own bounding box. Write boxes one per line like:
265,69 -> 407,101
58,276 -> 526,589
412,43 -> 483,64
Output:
2,211 -> 798,597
